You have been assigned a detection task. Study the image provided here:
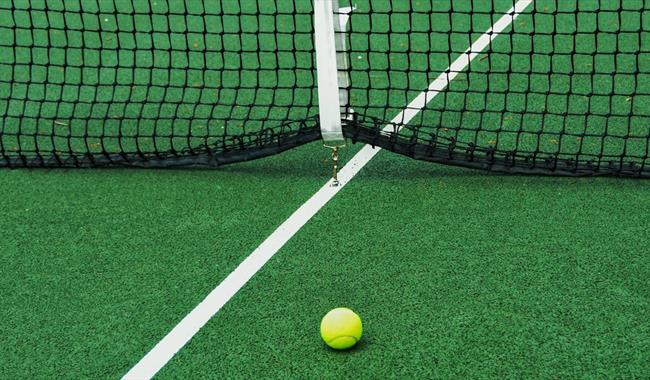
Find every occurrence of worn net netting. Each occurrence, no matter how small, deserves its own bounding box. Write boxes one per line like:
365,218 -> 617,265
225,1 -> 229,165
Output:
1,0 -> 649,176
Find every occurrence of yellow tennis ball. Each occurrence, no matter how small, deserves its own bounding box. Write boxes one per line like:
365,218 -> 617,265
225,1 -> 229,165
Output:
320,307 -> 363,350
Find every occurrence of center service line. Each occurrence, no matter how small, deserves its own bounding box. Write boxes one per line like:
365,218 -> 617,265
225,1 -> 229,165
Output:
123,1 -> 532,378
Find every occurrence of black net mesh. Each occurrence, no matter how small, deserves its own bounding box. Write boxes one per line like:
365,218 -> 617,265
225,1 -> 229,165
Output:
1,0 -> 649,176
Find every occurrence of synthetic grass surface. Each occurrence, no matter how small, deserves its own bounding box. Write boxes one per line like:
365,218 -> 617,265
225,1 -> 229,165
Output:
156,153 -> 650,379
0,142 -> 347,378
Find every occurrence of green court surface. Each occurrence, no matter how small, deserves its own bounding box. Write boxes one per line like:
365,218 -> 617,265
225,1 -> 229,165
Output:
1,0 -> 650,379
160,156 -> 650,379
1,145 -> 649,378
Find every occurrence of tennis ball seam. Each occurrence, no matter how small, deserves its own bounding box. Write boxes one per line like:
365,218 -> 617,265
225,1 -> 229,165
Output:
326,335 -> 360,349
326,335 -> 358,344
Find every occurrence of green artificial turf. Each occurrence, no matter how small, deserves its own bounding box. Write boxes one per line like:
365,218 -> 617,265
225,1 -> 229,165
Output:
157,154 -> 650,379
0,142 -> 350,378
2,148 -> 648,379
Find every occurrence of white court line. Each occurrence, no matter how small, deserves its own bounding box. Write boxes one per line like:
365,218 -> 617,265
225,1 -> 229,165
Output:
122,1 -> 531,378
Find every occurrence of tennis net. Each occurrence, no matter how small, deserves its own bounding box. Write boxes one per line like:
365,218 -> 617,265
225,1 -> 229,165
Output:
1,0 -> 649,176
